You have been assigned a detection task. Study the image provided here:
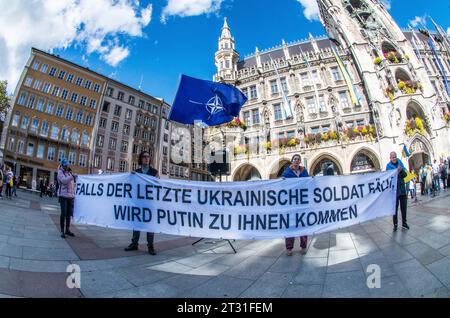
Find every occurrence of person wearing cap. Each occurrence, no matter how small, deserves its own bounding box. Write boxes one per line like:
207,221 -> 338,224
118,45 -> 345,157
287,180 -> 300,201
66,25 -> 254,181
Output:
57,159 -> 76,238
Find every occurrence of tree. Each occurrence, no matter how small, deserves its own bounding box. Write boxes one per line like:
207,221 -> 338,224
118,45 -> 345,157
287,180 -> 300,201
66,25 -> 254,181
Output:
0,80 -> 10,120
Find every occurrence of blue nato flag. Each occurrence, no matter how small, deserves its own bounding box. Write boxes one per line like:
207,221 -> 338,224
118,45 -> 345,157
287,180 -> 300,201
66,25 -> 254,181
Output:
168,75 -> 248,126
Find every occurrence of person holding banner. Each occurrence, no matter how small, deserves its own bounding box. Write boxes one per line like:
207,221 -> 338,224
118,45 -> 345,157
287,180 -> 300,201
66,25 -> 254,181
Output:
283,154 -> 309,256
57,159 -> 77,238
124,151 -> 158,255
386,152 -> 409,231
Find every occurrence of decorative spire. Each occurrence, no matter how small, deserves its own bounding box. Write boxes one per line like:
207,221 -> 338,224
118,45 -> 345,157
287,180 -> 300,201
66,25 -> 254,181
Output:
221,17 -> 231,39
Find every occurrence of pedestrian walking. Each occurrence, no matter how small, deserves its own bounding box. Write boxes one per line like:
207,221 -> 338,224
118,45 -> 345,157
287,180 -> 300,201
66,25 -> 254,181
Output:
5,167 -> 13,199
440,160 -> 447,190
0,166 -> 3,199
386,152 -> 409,231
432,160 -> 441,192
283,154 -> 309,256
57,159 -> 76,238
124,151 -> 158,255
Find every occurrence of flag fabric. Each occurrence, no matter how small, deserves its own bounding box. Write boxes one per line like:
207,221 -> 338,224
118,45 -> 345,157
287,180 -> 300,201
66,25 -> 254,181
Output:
299,46 -> 322,112
428,38 -> 450,95
404,170 -> 417,184
270,56 -> 293,119
168,75 -> 248,126
402,145 -> 410,158
331,45 -> 361,106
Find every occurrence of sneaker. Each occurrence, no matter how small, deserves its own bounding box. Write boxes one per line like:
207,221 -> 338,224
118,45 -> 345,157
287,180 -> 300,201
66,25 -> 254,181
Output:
285,249 -> 293,256
148,246 -> 156,255
393,225 -> 398,232
402,223 -> 410,230
124,244 -> 138,252
61,232 -> 66,238
65,230 -> 75,237
300,248 -> 307,255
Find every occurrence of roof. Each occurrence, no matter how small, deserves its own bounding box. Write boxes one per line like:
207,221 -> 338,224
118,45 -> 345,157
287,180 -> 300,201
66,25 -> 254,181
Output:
236,31 -> 443,71
31,47 -> 169,106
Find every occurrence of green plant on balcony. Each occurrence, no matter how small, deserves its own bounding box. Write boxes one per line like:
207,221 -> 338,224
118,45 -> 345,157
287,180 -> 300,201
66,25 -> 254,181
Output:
444,112 -> 450,124
405,117 -> 426,137
226,117 -> 247,130
233,145 -> 248,155
374,57 -> 382,65
287,138 -> 300,147
262,141 -> 272,150
385,84 -> 395,103
384,51 -> 403,63
398,80 -> 420,95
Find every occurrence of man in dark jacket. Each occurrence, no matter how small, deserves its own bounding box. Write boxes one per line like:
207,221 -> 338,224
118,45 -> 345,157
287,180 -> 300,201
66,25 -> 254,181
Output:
124,151 -> 158,255
386,151 -> 409,231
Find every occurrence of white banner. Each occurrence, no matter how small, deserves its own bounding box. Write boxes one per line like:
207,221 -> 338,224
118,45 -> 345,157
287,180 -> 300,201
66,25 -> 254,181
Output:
73,170 -> 397,240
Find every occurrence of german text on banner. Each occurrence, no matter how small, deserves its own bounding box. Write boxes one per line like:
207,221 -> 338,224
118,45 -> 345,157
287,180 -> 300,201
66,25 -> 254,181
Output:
74,170 -> 398,240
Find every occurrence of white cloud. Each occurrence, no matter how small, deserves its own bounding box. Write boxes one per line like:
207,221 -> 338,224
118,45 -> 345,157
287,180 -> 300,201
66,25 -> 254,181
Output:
447,27 -> 450,37
161,0 -> 222,23
296,0 -> 320,22
380,0 -> 391,10
409,15 -> 427,28
103,46 -> 130,67
0,0 -> 152,93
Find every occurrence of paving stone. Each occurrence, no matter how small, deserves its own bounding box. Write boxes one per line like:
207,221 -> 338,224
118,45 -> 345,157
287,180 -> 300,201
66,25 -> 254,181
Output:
116,265 -> 175,287
0,243 -> 23,258
175,253 -> 225,268
268,254 -> 303,273
9,259 -> 70,273
162,273 -> 214,292
222,256 -> 276,280
148,261 -> 195,274
187,275 -> 254,298
292,257 -> 327,285
99,282 -> 182,298
211,249 -> 257,267
323,270 -> 370,298
393,259 -> 444,297
8,237 -> 69,249
239,272 -> 293,298
403,242 -> 445,266
329,233 -> 355,251
426,257 -> 450,288
418,233 -> 450,250
327,249 -> 362,273
22,246 -> 79,261
352,238 -> 379,255
80,270 -> 135,297
438,244 -> 450,256
282,284 -> 323,298
380,244 -> 414,264
0,256 -> 10,269
186,263 -> 230,276
368,275 -> 411,298
359,251 -> 397,278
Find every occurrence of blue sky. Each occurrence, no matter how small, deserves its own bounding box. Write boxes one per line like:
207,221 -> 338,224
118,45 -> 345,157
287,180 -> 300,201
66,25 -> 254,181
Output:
0,0 -> 448,103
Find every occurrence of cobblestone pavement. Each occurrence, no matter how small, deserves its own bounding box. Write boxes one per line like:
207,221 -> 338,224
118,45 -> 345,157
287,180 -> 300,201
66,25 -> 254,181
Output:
0,189 -> 449,298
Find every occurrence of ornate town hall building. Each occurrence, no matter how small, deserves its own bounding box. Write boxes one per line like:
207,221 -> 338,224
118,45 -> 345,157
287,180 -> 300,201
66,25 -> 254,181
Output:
210,0 -> 450,181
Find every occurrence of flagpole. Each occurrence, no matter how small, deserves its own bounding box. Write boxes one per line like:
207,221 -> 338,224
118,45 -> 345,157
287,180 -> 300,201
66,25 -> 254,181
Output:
299,46 -> 321,112
269,54 -> 293,119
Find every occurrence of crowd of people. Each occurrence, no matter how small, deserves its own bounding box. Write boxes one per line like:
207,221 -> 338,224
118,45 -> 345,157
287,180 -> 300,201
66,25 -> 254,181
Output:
1,153 -> 449,257
0,165 -> 18,199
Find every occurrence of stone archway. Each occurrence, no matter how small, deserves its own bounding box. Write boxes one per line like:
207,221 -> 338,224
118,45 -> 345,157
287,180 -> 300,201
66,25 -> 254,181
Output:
268,158 -> 292,179
408,137 -> 432,174
232,163 -> 262,181
350,148 -> 381,174
309,153 -> 343,176
406,100 -> 431,135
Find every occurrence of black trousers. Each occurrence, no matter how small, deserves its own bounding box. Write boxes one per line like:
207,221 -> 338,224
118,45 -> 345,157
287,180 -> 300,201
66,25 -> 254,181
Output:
393,195 -> 407,226
131,231 -> 154,247
59,197 -> 74,233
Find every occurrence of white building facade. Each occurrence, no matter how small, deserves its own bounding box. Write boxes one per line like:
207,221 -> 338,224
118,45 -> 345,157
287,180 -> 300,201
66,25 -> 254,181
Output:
210,0 -> 450,181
